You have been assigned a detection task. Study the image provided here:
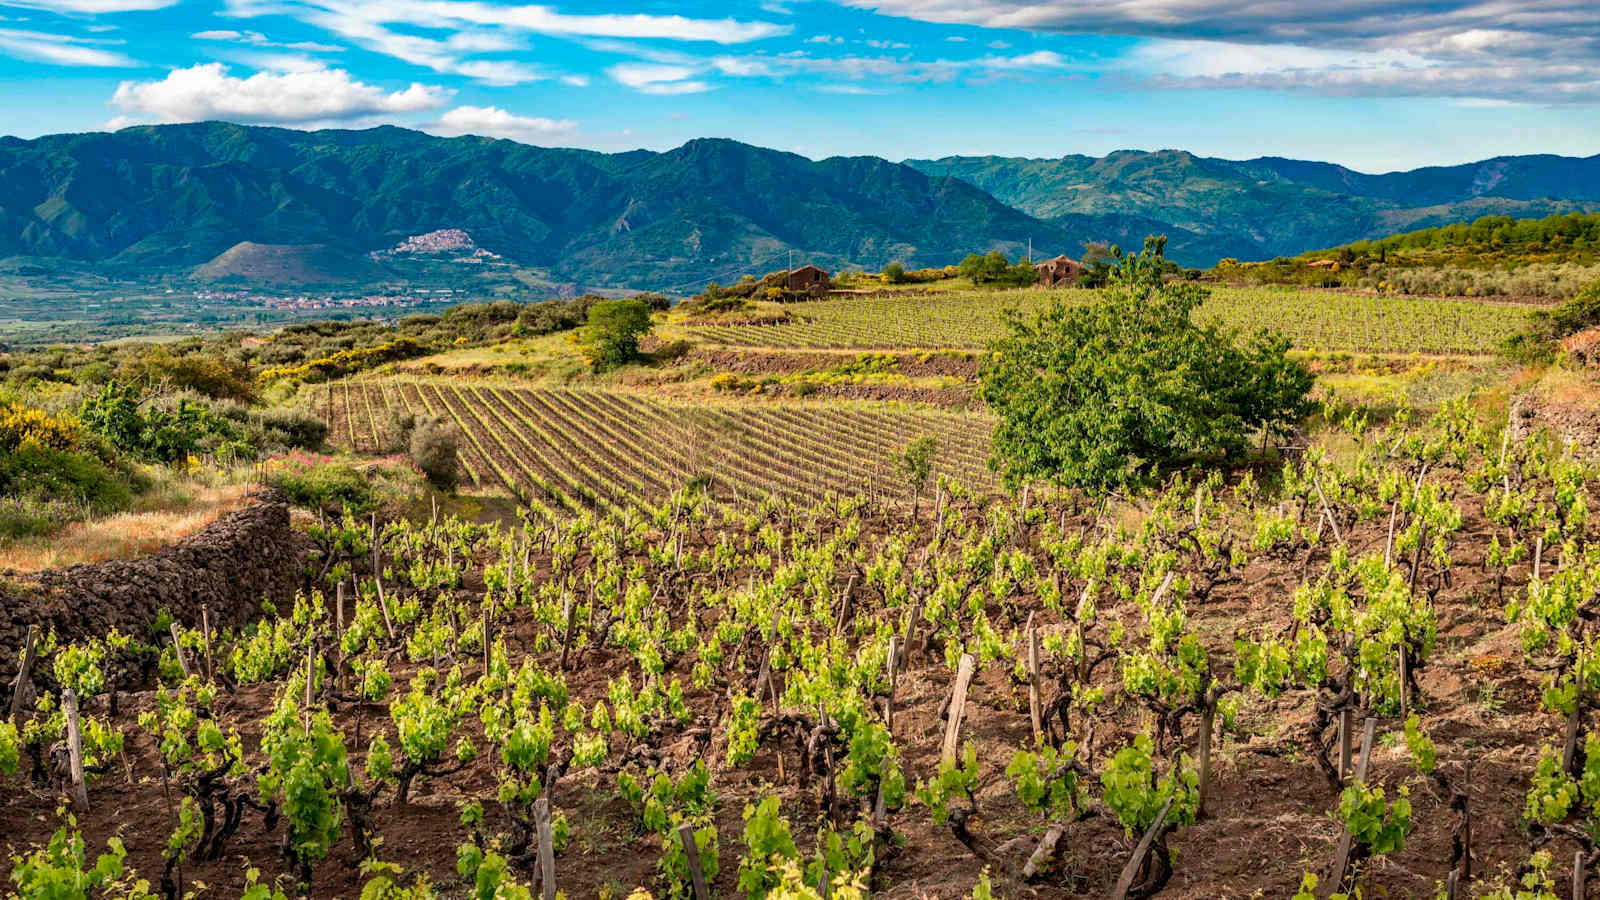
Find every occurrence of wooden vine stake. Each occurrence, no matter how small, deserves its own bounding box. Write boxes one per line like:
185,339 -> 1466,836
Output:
1338,708 -> 1354,781
884,636 -> 899,735
335,583 -> 346,635
9,624 -> 38,724
560,596 -> 578,671
1111,792 -> 1176,900
372,514 -> 396,641
1325,717 -> 1377,899
1574,849 -> 1584,900
1026,614 -> 1043,745
534,797 -> 557,900
942,653 -> 976,768
200,604 -> 214,681
677,821 -> 711,900
62,688 -> 90,812
169,622 -> 192,680
1196,695 -> 1215,817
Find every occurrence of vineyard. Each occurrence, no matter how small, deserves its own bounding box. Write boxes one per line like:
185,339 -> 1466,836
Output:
3,396 -> 1597,900
682,287 -> 1534,354
320,378 -> 1000,514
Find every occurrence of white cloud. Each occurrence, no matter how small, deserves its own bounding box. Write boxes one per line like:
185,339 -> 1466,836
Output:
0,27 -> 134,66
191,28 -> 343,52
1,0 -> 173,12
111,63 -> 451,125
805,33 -> 843,44
943,34 -> 966,41
220,0 -> 789,87
984,39 -> 1009,48
430,104 -> 577,142
560,73 -> 588,85
835,0 -> 1600,103
607,62 -> 712,93
863,38 -> 908,49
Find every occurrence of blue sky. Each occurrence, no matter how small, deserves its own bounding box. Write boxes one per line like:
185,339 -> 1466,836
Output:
1,0 -> 1597,171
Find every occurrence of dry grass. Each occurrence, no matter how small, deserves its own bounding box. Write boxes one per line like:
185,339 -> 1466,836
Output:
0,479 -> 254,573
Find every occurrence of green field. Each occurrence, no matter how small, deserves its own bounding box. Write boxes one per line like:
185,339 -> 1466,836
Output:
682,285 -> 1535,354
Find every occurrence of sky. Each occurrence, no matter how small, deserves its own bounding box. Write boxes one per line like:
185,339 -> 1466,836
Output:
1,0 -> 1598,172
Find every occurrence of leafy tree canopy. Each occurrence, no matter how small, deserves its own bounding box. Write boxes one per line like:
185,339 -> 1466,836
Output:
978,236 -> 1313,493
583,299 -> 655,372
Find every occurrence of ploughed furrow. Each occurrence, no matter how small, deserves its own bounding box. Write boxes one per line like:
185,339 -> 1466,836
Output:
723,410 -> 871,496
398,383 -> 486,490
417,382 -> 513,496
598,394 -> 805,505
449,385 -> 572,509
449,384 -> 593,516
356,383 -> 380,452
464,385 -> 617,517
543,391 -> 695,490
339,382 -> 359,450
814,408 -> 995,490
508,389 -> 663,506
530,390 -> 685,502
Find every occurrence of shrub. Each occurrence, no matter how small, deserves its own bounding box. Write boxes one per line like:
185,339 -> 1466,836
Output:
583,299 -> 654,371
980,237 -> 1313,493
409,416 -> 460,491
883,262 -> 909,284
959,251 -> 1038,287
267,455 -> 379,514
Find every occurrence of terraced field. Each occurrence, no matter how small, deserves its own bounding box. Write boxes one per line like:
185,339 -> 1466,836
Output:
321,378 -> 1000,514
683,286 -> 1534,354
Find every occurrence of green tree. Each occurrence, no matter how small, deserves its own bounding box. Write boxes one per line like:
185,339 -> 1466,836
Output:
896,435 -> 938,517
978,237 -> 1312,493
582,299 -> 655,371
882,262 -> 909,284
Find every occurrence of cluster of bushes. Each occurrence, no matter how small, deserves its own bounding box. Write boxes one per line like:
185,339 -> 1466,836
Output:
77,381 -> 326,464
257,336 -> 429,384
958,251 -> 1039,287
881,262 -> 956,284
0,399 -> 139,538
1220,213 -> 1600,297
1503,277 -> 1600,363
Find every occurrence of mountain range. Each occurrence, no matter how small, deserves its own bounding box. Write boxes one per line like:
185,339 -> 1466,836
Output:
1,122 -> 1597,291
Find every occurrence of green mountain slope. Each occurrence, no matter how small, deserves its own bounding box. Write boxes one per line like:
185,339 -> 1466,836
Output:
905,149 -> 1600,261
0,124 -> 1208,290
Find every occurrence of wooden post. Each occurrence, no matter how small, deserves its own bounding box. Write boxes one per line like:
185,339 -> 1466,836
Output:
372,515 -> 395,641
1338,708 -> 1354,781
1111,793 -> 1175,900
169,622 -> 192,680
1445,870 -> 1459,900
1398,646 -> 1410,722
9,624 -> 38,724
335,583 -> 346,635
303,642 -> 316,714
1197,696 -> 1215,817
534,797 -> 557,900
941,653 -> 976,768
1575,849 -> 1585,900
560,597 -> 578,671
482,602 -> 493,675
62,689 -> 89,812
885,637 -> 899,735
901,598 -> 923,668
677,821 -> 710,900
1326,718 -> 1377,898
1026,615 -> 1043,745
200,605 -> 214,681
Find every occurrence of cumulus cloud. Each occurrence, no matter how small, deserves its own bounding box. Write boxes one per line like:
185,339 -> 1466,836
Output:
0,27 -> 135,66
111,63 -> 451,125
833,0 -> 1600,102
429,104 -> 577,142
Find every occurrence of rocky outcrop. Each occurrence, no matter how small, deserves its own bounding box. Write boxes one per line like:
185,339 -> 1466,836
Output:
0,494 -> 307,682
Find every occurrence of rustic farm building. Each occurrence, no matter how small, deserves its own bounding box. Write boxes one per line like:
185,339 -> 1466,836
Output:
1036,255 -> 1083,287
786,264 -> 831,295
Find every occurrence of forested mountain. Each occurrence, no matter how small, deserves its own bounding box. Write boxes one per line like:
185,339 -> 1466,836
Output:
2,122 -> 1597,290
905,150 -> 1600,261
0,123 -> 1220,289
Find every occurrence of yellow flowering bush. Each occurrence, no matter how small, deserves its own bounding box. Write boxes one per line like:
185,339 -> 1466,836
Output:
0,401 -> 79,453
